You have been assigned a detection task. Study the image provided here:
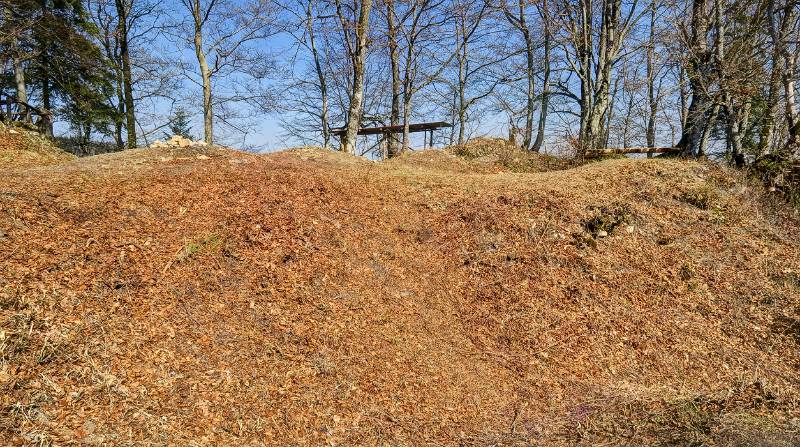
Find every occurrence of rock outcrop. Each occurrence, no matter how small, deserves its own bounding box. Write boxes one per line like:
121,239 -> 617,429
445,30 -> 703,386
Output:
149,135 -> 207,148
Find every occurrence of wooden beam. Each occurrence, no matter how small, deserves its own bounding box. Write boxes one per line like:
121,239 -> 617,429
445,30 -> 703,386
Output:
330,121 -> 452,137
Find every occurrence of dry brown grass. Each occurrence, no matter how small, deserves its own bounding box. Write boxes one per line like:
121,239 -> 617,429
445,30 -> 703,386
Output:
0,125 -> 75,169
0,140 -> 799,445
449,137 -> 575,172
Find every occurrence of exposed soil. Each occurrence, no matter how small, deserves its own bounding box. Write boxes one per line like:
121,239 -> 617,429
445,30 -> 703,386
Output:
1,136 -> 799,445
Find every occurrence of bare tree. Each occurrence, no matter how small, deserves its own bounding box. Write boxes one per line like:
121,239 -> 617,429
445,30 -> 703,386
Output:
556,0 -> 647,154
676,0 -> 772,161
278,0 -> 334,149
90,0 -> 167,149
449,0 -> 504,146
335,0 -> 373,154
759,0 -> 800,153
176,0 -> 278,145
1,1 -> 39,123
115,0 -> 136,147
384,0 -> 402,155
644,1 -> 660,154
500,0 -> 537,150
677,0 -> 712,156
532,0 -> 553,152
393,0 -> 456,151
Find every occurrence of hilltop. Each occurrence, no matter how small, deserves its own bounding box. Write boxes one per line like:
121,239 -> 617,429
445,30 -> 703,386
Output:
1,136 -> 799,445
0,125 -> 75,168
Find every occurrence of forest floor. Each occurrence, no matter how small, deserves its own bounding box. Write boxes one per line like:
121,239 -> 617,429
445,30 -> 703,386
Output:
1,129 -> 800,446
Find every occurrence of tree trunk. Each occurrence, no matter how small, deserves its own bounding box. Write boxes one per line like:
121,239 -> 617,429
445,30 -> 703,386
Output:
726,101 -> 750,165
679,65 -> 689,131
678,0 -> 710,156
12,57 -> 28,122
680,81 -> 709,156
784,51 -> 798,147
41,71 -> 53,137
341,0 -> 373,155
583,0 -> 621,152
699,103 -> 718,156
198,55 -> 213,145
645,4 -> 657,157
702,0 -> 722,160
575,0 -> 594,154
520,1 -> 535,150
116,0 -> 137,148
386,0 -> 401,156
623,87 -> 635,148
115,75 -> 125,150
531,0 -> 551,153
306,1 -> 329,149
191,0 -> 213,144
759,52 -> 782,154
763,0 -> 796,153
606,72 -> 621,148
456,24 -> 468,145
457,94 -> 467,145
36,1 -> 53,136
82,121 -> 92,152
402,94 -> 411,150
5,5 -> 28,122
502,0 -> 536,150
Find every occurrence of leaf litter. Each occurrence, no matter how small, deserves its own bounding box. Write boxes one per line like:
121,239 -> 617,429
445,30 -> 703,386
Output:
0,134 -> 799,445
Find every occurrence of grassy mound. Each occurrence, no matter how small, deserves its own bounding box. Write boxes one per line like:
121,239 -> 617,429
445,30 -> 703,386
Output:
449,137 -> 574,172
0,125 -> 75,168
1,148 -> 798,445
388,148 -> 503,174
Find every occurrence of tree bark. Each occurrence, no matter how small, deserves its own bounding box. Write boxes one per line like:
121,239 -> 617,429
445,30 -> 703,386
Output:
501,0 -> 536,150
759,50 -> 782,154
522,27 -> 535,150
678,0 -> 711,156
762,0 -> 796,153
784,51 -> 798,147
456,19 -> 468,145
115,74 -> 125,150
386,0 -> 401,156
12,57 -> 28,122
5,5 -> 28,122
679,64 -> 689,131
531,0 -> 551,153
645,3 -> 657,157
190,0 -> 213,144
306,1 -> 329,149
699,103 -> 718,156
341,0 -> 373,155
703,0 -> 722,161
574,0 -> 595,153
402,94 -> 411,151
41,70 -> 53,137
115,0 -> 137,148
585,0 -> 621,152
517,0 -> 535,150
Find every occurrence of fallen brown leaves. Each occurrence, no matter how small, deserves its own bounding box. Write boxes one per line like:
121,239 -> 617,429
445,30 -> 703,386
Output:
0,138 -> 799,445
0,125 -> 75,169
